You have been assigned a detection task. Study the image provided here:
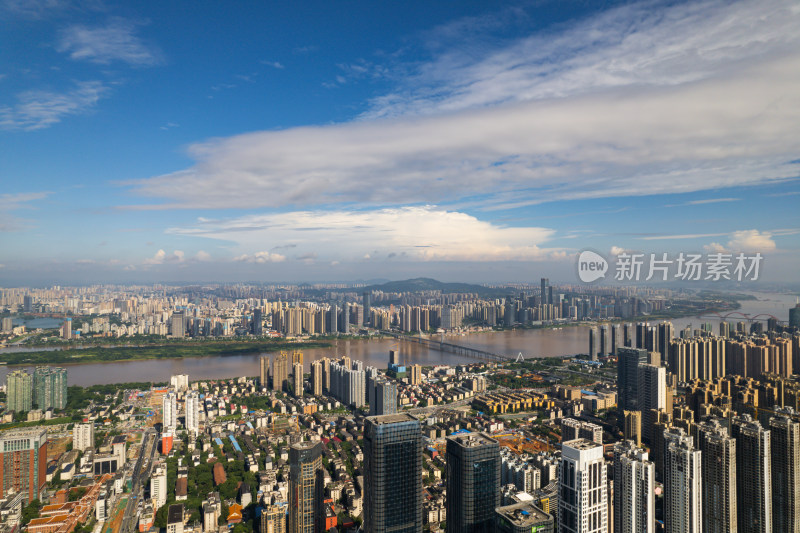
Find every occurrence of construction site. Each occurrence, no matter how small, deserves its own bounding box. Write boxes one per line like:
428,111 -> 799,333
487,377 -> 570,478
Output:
493,432 -> 554,455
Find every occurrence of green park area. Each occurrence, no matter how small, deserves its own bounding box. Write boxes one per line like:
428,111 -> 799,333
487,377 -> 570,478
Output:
0,339 -> 330,366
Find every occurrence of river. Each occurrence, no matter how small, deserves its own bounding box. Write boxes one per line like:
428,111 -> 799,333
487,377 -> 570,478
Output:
0,291 -> 795,387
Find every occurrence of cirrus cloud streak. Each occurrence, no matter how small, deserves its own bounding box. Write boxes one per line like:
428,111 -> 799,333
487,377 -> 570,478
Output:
125,50 -> 800,210
0,81 -> 109,131
57,20 -> 162,65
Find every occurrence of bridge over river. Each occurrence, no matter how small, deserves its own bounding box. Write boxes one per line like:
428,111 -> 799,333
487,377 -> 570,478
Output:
381,331 -> 517,363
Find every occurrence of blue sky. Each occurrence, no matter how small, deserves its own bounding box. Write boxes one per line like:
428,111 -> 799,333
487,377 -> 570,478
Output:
1,0 -> 799,285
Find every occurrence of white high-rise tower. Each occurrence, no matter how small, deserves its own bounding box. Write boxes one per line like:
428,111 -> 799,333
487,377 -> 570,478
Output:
559,439 -> 608,533
613,440 -> 654,533
162,391 -> 177,431
185,391 -> 200,435
664,429 -> 702,533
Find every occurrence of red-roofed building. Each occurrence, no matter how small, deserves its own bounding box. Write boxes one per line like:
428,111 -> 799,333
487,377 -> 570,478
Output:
175,477 -> 188,501
27,515 -> 70,533
213,462 -> 227,486
0,429 -> 48,504
226,503 -> 242,524
53,489 -> 68,504
161,433 -> 173,455
324,498 -> 337,530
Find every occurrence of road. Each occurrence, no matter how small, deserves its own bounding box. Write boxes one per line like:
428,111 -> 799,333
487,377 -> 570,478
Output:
407,397 -> 473,416
118,428 -> 158,533
553,367 -> 616,384
405,387 -> 515,416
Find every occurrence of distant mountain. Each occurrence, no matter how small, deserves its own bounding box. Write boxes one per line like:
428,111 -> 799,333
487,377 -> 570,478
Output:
352,277 -> 509,297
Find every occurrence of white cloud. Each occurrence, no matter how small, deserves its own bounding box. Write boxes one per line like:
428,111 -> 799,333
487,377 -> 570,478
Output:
764,190 -> 800,197
0,81 -> 108,131
326,60 -> 389,88
703,230 -> 777,252
666,197 -> 740,207
57,20 -> 161,65
726,230 -> 776,252
704,242 -> 727,253
771,228 -> 800,236
296,252 -> 317,264
640,233 -> 727,241
0,191 -> 51,231
684,198 -> 740,206
609,246 -> 628,256
0,192 -> 50,209
195,250 -> 211,261
365,0 -> 800,118
638,228 -> 782,252
126,50 -> 800,209
2,0 -> 72,18
143,249 -> 185,265
144,249 -> 166,264
169,206 -> 557,262
234,252 -> 286,264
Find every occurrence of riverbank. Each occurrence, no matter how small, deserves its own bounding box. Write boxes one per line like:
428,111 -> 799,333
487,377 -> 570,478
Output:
0,339 -> 332,366
0,291 -> 779,370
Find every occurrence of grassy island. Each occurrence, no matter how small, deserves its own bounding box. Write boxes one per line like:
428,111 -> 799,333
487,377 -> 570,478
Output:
0,339 -> 331,366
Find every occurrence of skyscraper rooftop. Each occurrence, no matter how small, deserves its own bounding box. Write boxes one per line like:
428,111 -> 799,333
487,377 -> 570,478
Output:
496,501 -> 553,529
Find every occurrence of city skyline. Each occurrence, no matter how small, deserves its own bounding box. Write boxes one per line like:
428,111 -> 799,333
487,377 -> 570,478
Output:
2,283 -> 800,531
2,0 -> 799,285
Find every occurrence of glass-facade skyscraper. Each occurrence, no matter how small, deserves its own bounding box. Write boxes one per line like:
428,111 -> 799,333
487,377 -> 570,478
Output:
364,413 -> 422,533
369,380 -> 397,417
769,410 -> 800,533
288,441 -> 324,533
363,292 -> 371,326
33,366 -> 67,410
697,419 -> 736,533
617,347 -> 648,418
6,370 -> 33,412
445,432 -> 500,533
732,414 -> 772,533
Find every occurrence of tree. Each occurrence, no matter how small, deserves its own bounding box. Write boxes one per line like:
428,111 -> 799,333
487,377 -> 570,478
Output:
232,522 -> 252,533
73,519 -> 95,533
50,472 -> 64,489
69,487 -> 89,501
154,504 -> 168,529
21,500 -> 42,525
219,478 -> 239,500
218,502 -> 229,526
